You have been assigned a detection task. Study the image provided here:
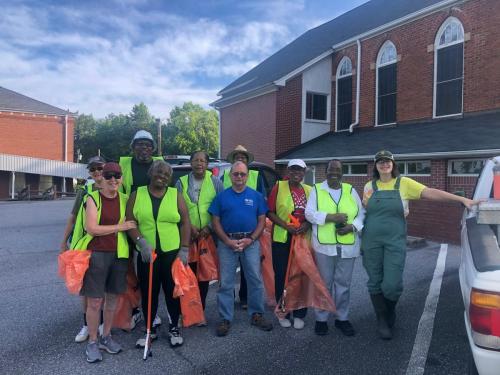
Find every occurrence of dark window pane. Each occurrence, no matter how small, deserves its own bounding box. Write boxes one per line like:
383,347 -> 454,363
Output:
313,94 -> 327,120
342,164 -> 349,174
337,77 -> 352,130
306,93 -> 313,119
378,64 -> 397,95
437,44 -> 463,82
378,93 -> 396,124
436,79 -> 462,116
337,77 -> 352,104
451,160 -> 484,175
350,164 -> 367,174
397,162 -> 405,173
407,161 -> 431,175
337,103 -> 352,131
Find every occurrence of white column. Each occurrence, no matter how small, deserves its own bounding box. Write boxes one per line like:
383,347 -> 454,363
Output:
62,177 -> 67,193
11,171 -> 15,199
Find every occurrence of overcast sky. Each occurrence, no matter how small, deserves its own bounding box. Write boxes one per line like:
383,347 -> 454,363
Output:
1,0 -> 369,119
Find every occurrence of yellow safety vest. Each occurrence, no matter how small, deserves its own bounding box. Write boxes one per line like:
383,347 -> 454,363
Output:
119,156 -> 164,196
70,183 -> 96,250
223,169 -> 259,190
179,172 -> 216,229
316,182 -> 358,245
272,180 -> 312,243
133,186 -> 180,252
73,190 -> 130,258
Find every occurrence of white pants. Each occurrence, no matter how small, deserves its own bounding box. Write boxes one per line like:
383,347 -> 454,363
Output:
314,251 -> 356,322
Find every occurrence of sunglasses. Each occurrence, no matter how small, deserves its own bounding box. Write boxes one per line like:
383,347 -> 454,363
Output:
88,166 -> 103,172
103,173 -> 122,180
231,172 -> 247,177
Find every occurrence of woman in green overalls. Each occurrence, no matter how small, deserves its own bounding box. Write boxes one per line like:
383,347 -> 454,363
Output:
361,150 -> 479,340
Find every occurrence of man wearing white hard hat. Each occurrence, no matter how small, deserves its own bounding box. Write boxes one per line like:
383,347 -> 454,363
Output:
305,159 -> 364,337
267,159 -> 312,329
118,130 -> 164,330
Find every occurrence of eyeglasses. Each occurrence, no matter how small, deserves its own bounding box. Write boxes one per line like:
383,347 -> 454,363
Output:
88,166 -> 103,172
103,173 -> 122,180
134,141 -> 153,149
231,172 -> 247,177
376,159 -> 392,165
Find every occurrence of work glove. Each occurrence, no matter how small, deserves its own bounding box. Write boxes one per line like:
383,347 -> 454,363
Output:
137,238 -> 153,263
178,246 -> 189,265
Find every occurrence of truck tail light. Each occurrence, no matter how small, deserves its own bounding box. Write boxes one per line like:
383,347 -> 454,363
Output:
469,288 -> 500,349
211,167 -> 220,177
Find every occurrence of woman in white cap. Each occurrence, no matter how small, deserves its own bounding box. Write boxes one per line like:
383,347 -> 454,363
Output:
267,159 -> 311,329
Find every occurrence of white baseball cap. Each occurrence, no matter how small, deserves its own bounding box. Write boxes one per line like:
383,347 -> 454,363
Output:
287,159 -> 307,169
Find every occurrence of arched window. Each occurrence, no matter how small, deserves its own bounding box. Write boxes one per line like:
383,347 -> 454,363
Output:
376,41 -> 397,125
336,57 -> 353,131
434,17 -> 464,117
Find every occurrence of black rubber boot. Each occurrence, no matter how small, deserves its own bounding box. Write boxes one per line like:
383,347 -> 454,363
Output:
384,297 -> 397,328
370,294 -> 393,340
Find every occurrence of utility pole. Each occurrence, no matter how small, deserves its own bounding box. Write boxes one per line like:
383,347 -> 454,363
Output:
156,118 -> 162,156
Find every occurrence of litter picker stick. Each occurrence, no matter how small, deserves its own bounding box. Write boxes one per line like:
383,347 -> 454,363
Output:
143,250 -> 157,360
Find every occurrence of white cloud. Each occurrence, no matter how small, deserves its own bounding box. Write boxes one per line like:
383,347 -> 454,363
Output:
0,2 -> 313,118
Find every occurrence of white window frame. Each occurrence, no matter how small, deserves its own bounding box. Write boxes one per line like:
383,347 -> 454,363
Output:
397,160 -> 431,176
448,158 -> 484,177
305,91 -> 329,123
375,41 -> 398,126
433,17 -> 465,119
335,56 -> 353,133
343,163 -> 368,176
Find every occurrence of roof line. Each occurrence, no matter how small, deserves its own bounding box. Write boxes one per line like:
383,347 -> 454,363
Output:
273,49 -> 333,87
275,149 -> 500,164
0,108 -> 76,117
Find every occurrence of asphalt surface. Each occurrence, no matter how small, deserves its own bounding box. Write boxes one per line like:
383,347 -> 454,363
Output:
0,200 -> 470,375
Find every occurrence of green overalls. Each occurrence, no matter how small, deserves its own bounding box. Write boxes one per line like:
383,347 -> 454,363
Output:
361,177 -> 406,302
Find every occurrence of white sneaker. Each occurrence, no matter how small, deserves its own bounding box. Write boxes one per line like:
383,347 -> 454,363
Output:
153,315 -> 162,328
130,311 -> 143,330
75,325 -> 89,343
98,323 -> 104,337
135,328 -> 158,348
168,327 -> 184,347
278,318 -> 292,328
293,318 -> 305,330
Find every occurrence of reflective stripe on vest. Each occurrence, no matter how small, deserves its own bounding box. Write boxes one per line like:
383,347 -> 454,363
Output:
223,169 -> 258,190
272,180 -> 312,243
119,156 -> 163,196
316,182 -> 358,245
133,186 -> 180,252
179,172 -> 216,229
73,190 -> 130,258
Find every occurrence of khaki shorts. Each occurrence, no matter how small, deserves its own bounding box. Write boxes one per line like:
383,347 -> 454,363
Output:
80,251 -> 128,298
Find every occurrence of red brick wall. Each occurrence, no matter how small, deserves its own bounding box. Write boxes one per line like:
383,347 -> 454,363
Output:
276,75 -> 302,156
356,0 -> 500,127
0,112 -> 75,161
219,92 -> 277,165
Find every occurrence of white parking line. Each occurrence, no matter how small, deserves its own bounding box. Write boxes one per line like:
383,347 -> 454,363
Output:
405,243 -> 448,375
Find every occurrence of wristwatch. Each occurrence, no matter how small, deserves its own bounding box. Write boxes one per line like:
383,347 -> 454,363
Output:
136,236 -> 142,242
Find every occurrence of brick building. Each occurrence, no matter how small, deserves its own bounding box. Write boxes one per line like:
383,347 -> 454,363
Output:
211,0 -> 500,243
0,86 -> 86,200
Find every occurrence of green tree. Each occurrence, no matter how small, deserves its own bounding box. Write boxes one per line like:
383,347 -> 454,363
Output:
74,114 -> 98,162
166,102 -> 219,157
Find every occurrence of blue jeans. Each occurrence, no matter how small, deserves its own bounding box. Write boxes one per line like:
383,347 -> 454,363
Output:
217,241 -> 265,321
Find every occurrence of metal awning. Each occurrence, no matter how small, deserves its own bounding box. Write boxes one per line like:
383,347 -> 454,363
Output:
0,153 -> 87,179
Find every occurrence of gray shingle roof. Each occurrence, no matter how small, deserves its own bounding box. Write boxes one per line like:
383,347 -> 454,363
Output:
0,86 -> 72,116
213,0 -> 449,107
277,111 -> 500,161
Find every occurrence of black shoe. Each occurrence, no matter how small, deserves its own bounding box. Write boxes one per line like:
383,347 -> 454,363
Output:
370,294 -> 392,340
385,297 -> 397,328
335,320 -> 355,336
216,320 -> 231,337
250,313 -> 273,331
314,321 -> 328,336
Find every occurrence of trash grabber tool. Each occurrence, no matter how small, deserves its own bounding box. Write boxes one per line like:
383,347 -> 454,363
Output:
143,250 -> 157,360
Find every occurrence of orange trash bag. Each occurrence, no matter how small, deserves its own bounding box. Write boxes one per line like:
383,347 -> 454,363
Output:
113,260 -> 141,330
196,235 -> 219,282
188,241 -> 199,263
172,258 -> 205,327
260,220 -> 275,306
274,235 -> 336,319
57,250 -> 91,294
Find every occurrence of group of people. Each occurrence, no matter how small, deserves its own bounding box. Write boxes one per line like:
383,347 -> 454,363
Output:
61,130 -> 479,363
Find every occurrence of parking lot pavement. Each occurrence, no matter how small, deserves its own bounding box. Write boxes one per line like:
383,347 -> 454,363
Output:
0,200 -> 469,374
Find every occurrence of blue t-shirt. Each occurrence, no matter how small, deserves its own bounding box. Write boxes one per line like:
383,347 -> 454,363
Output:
208,187 -> 268,234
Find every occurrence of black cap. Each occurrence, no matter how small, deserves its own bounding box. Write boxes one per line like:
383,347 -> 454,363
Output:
374,150 -> 394,162
87,156 -> 106,167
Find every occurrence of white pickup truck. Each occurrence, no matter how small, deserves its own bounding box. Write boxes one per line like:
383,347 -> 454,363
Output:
460,157 -> 500,375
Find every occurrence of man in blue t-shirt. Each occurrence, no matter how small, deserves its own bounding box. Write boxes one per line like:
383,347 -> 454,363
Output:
209,161 -> 273,337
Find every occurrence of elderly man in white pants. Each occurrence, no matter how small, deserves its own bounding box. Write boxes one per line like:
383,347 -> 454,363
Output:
305,159 -> 365,336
